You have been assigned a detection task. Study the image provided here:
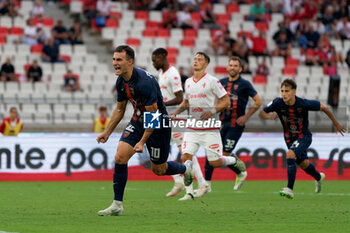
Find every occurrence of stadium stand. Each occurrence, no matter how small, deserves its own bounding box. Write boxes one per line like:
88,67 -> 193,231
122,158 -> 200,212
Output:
0,0 -> 349,132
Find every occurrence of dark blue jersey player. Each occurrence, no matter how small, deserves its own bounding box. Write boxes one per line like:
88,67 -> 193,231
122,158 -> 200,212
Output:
96,45 -> 193,216
259,78 -> 345,199
204,56 -> 262,192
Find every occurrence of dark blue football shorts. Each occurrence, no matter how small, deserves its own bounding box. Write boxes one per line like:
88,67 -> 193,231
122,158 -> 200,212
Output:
120,120 -> 171,164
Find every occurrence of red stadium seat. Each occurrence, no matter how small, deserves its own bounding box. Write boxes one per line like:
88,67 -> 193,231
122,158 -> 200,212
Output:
9,27 -> 23,36
157,29 -> 170,38
25,63 -> 31,73
61,0 -> 71,6
253,74 -> 267,85
282,66 -> 297,76
166,47 -> 178,56
181,38 -> 195,47
286,57 -> 299,68
135,11 -> 148,20
226,4 -> 239,13
126,38 -> 140,47
146,20 -> 159,29
255,21 -> 268,31
110,11 -> 121,19
191,12 -> 202,22
106,19 -> 118,28
217,14 -> 230,26
0,35 -> 6,45
42,18 -> 54,28
168,56 -> 176,65
214,66 -> 227,74
0,27 -> 8,36
31,44 -> 43,54
143,29 -> 156,38
60,55 -> 70,64
184,29 -> 197,39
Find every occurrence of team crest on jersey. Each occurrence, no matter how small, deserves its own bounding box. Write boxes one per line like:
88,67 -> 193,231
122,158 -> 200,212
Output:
130,87 -> 135,96
234,84 -> 239,90
203,82 -> 206,88
297,108 -> 303,113
123,131 -> 130,138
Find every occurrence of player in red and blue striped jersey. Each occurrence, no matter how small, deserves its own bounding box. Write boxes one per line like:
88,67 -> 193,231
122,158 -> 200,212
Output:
96,45 -> 193,215
204,56 -> 262,191
259,78 -> 346,199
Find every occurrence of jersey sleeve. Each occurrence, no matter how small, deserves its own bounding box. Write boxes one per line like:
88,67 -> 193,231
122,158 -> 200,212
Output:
139,77 -> 158,106
211,79 -> 227,99
303,99 -> 321,111
263,98 -> 278,113
116,77 -> 127,102
169,69 -> 183,94
246,81 -> 258,97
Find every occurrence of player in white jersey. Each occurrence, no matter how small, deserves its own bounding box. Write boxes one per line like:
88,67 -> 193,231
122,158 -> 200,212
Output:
173,52 -> 246,201
152,48 -> 207,197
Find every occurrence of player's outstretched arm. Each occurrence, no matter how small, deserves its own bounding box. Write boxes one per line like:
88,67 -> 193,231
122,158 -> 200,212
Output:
237,94 -> 262,126
96,100 -> 127,143
133,103 -> 158,152
259,109 -> 278,120
320,103 -> 346,136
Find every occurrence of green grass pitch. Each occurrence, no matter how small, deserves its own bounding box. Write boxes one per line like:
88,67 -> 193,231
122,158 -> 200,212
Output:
0,181 -> 349,233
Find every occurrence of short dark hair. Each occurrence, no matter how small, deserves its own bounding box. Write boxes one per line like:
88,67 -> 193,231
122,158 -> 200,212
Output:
229,56 -> 243,67
152,48 -> 168,57
281,78 -> 297,89
99,106 -> 107,111
195,51 -> 210,64
114,45 -> 135,61
9,107 -> 17,112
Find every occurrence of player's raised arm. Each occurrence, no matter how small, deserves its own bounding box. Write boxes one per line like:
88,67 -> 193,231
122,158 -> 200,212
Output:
96,100 -> 127,143
237,94 -> 262,126
320,102 -> 346,136
133,102 -> 158,152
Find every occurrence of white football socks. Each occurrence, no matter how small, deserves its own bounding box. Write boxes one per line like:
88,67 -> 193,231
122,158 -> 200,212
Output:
192,156 -> 207,187
222,156 -> 236,166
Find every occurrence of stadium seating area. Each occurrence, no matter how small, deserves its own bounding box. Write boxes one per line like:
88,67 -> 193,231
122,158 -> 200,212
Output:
0,0 -> 349,131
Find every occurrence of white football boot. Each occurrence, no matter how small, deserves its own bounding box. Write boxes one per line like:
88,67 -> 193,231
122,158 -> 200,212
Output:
178,193 -> 194,201
233,171 -> 248,191
166,182 -> 185,197
97,200 -> 124,216
315,172 -> 325,193
194,184 -> 209,197
279,187 -> 294,199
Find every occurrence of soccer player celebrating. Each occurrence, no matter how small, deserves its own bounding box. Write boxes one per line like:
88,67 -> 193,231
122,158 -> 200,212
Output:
152,48 -> 208,197
259,79 -> 346,199
0,107 -> 23,136
173,52 -> 246,201
96,45 -> 193,216
204,56 -> 262,191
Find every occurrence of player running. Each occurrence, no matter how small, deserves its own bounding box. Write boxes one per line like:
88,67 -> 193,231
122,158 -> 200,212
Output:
96,45 -> 193,216
173,52 -> 246,201
259,79 -> 346,199
152,48 -> 207,197
204,56 -> 262,191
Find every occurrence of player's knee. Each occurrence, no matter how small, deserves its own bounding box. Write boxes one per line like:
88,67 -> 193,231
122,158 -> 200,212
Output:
114,155 -> 127,164
152,167 -> 165,176
299,160 -> 309,169
286,150 -> 296,159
